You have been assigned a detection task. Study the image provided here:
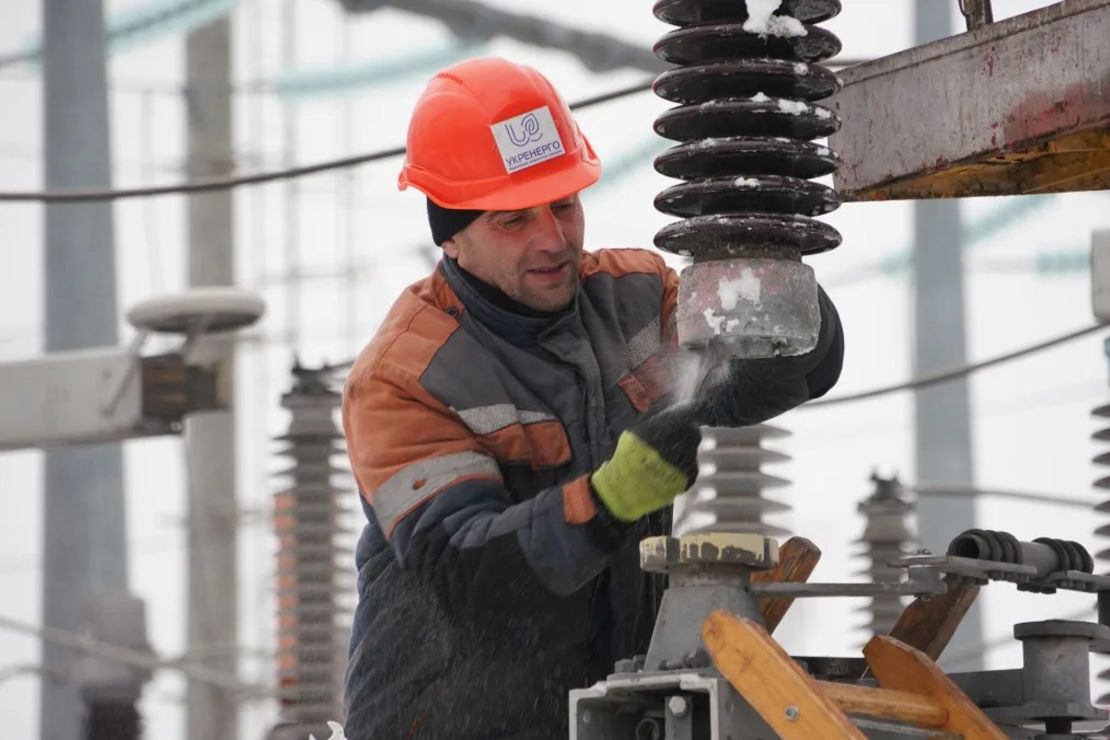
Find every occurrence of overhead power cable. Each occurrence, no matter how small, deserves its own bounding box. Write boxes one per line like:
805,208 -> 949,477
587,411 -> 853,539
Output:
0,613 -> 273,697
909,485 -> 1091,510
0,0 -> 238,71
806,323 -> 1108,409
0,55 -> 876,202
327,323 -> 1110,386
0,79 -> 653,203
339,0 -> 666,73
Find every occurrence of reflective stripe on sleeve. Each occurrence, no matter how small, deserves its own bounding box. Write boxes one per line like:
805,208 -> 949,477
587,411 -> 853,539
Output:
456,404 -> 556,435
626,316 -> 661,369
373,451 -> 502,537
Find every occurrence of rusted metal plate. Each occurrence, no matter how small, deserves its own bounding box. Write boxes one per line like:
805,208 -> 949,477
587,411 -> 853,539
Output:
829,0 -> 1110,200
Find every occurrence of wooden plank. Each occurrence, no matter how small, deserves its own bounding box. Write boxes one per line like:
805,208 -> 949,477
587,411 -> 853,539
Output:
864,635 -> 1006,739
751,536 -> 822,633
702,610 -> 866,739
818,681 -> 948,728
886,576 -> 980,661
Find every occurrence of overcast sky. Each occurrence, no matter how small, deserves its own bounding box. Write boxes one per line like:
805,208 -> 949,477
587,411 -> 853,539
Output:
1,1 -> 1109,738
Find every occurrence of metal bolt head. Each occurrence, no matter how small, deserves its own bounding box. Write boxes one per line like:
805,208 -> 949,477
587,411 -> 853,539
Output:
667,695 -> 689,718
784,705 -> 800,721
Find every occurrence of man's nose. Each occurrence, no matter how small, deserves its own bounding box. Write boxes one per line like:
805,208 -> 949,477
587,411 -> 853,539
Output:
530,206 -> 568,252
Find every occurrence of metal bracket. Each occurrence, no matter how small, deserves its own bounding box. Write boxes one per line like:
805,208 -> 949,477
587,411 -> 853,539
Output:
958,0 -> 994,31
893,554 -> 1110,594
100,329 -> 150,416
746,580 -> 944,599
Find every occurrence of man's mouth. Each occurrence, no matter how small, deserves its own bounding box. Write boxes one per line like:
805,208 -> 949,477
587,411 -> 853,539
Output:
526,262 -> 569,278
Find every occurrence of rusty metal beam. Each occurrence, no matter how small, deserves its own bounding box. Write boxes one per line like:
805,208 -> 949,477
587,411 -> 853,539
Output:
829,0 -> 1110,201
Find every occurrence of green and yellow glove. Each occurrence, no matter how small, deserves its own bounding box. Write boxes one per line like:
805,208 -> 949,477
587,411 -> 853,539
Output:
590,402 -> 702,522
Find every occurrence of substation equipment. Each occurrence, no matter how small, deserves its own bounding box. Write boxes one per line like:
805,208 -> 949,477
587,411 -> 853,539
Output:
571,0 -> 1110,737
0,287 -> 264,731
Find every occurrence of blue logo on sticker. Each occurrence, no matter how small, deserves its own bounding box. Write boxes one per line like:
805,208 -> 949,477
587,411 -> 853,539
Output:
504,114 -> 543,146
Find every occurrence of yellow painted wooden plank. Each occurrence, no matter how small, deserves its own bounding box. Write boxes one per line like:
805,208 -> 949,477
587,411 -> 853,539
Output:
865,635 -> 1006,739
703,610 -> 866,739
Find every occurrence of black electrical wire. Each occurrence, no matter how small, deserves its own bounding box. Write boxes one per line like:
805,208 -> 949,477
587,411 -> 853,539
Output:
910,485 -> 1091,510
0,77 -> 656,203
327,324 -> 1110,407
806,323 -> 1108,408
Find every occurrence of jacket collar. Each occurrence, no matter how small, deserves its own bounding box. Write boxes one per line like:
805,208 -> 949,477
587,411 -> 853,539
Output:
440,257 -> 578,346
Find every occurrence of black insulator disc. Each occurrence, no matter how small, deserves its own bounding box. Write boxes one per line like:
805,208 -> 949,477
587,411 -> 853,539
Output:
655,98 -> 840,141
655,137 -> 840,179
654,59 -> 841,104
655,212 -> 841,257
655,23 -> 842,65
655,175 -> 839,218
654,0 -> 841,26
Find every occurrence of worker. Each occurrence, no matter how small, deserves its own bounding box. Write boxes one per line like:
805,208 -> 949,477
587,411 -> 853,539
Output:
341,56 -> 844,739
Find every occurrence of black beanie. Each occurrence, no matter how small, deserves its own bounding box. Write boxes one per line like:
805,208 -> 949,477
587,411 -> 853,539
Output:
427,198 -> 483,246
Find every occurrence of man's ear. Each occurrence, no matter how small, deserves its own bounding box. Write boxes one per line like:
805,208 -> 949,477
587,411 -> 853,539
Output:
442,236 -> 460,259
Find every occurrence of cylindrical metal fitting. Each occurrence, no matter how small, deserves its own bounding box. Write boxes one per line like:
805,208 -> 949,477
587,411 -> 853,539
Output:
677,257 -> 818,356
640,533 -> 780,575
947,529 -> 1094,577
1014,620 -> 1106,711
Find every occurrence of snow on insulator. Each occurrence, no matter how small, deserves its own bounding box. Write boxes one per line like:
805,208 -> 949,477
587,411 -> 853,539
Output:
271,362 -> 355,739
854,473 -> 916,640
680,425 -> 792,536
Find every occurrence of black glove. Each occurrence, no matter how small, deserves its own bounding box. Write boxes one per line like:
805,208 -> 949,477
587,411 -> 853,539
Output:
695,285 -> 844,428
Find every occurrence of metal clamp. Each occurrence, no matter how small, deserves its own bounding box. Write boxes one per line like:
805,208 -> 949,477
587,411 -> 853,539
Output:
958,0 -> 994,31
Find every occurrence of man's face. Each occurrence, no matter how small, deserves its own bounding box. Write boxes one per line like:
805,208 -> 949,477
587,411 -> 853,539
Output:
443,194 -> 585,313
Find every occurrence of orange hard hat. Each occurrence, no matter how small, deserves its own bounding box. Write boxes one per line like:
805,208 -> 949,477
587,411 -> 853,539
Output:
398,57 -> 601,211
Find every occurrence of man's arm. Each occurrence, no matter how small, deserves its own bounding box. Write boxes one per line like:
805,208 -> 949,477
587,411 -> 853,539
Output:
695,285 -> 845,427
344,360 -> 630,617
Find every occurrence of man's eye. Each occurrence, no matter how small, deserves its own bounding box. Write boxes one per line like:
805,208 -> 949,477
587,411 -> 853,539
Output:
501,217 -> 524,228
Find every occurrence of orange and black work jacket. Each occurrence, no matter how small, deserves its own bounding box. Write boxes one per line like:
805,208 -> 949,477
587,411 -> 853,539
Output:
341,249 -> 843,739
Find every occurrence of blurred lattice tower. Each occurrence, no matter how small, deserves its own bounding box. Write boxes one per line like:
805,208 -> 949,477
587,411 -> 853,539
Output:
681,425 -> 792,536
271,362 -> 355,738
855,473 -> 917,640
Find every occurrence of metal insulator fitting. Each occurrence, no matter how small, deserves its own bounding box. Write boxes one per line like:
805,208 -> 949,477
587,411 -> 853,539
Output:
1014,620 -> 1109,724
651,0 -> 844,358
640,533 -> 779,577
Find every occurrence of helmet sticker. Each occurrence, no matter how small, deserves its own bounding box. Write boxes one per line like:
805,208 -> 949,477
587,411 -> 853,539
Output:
490,106 -> 566,174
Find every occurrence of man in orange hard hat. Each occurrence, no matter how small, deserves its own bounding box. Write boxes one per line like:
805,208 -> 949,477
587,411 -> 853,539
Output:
342,57 -> 843,739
